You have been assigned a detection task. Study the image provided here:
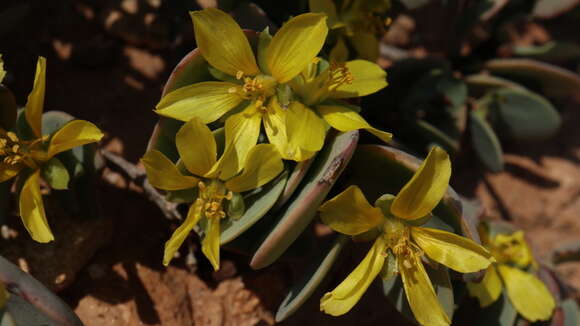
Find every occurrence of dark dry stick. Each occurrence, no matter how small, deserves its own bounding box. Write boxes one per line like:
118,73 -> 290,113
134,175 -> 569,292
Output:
100,150 -> 182,221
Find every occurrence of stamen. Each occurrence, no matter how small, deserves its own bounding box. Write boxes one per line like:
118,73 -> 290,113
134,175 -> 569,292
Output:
0,131 -> 27,166
328,62 -> 353,90
236,71 -> 244,80
197,180 -> 235,220
6,132 -> 18,143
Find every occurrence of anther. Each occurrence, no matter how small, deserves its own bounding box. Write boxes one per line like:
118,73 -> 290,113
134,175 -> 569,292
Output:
6,132 -> 18,143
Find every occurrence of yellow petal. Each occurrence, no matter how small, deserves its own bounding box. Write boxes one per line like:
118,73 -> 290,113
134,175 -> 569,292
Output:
309,0 -> 340,28
330,37 -> 349,63
141,150 -> 199,190
0,163 -> 23,183
492,231 -> 534,268
202,217 -> 221,271
225,144 -> 283,193
320,237 -> 386,316
163,201 -> 203,266
264,100 -> 317,161
412,226 -> 493,273
319,185 -> 384,235
176,117 -> 217,176
399,251 -> 450,326
348,33 -> 379,62
205,105 -> 262,180
466,265 -> 502,307
155,81 -> 243,123
263,97 -> 289,156
317,104 -> 392,143
19,171 -> 54,243
332,60 -> 387,99
391,146 -> 451,220
266,13 -> 328,83
25,56 -> 46,138
47,120 -> 104,158
497,265 -> 555,322
190,8 -> 259,77
287,101 -> 326,152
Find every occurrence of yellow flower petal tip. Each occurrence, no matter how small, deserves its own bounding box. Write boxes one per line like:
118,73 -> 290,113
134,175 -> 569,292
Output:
47,120 -> 104,158
320,238 -> 386,316
19,172 -> 54,243
190,8 -> 259,77
25,56 -> 47,138
391,146 -> 451,220
266,13 -> 328,83
319,185 -> 383,236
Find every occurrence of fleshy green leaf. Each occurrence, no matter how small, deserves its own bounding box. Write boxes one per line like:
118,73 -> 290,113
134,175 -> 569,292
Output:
275,235 -> 348,322
250,131 -> 359,269
470,110 -> 504,173
220,171 -> 288,244
484,58 -> 580,98
489,88 -> 561,141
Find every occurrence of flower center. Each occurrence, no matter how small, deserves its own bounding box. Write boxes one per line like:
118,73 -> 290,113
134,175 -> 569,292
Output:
197,179 -> 233,220
327,62 -> 353,91
229,73 -> 277,110
0,131 -> 26,166
491,236 -> 532,267
381,217 -> 423,269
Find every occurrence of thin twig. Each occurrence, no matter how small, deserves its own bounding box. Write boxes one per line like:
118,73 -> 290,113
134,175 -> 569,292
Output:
100,150 -> 182,221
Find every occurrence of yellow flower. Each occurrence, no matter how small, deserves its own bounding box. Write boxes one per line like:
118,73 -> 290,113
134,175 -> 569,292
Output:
141,117 -> 284,270
0,57 -> 104,243
310,0 -> 391,61
155,8 -> 390,177
467,229 -> 555,322
318,147 -> 493,326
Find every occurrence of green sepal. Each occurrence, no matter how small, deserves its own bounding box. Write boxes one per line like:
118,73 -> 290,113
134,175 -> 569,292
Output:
276,84 -> 292,109
374,193 -> 396,217
220,170 -> 288,244
41,157 -> 70,190
380,250 -> 398,281
226,192 -> 245,220
257,27 -> 272,75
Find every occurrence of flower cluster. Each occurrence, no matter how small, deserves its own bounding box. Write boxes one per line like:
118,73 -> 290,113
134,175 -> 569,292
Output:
140,7 -> 557,325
